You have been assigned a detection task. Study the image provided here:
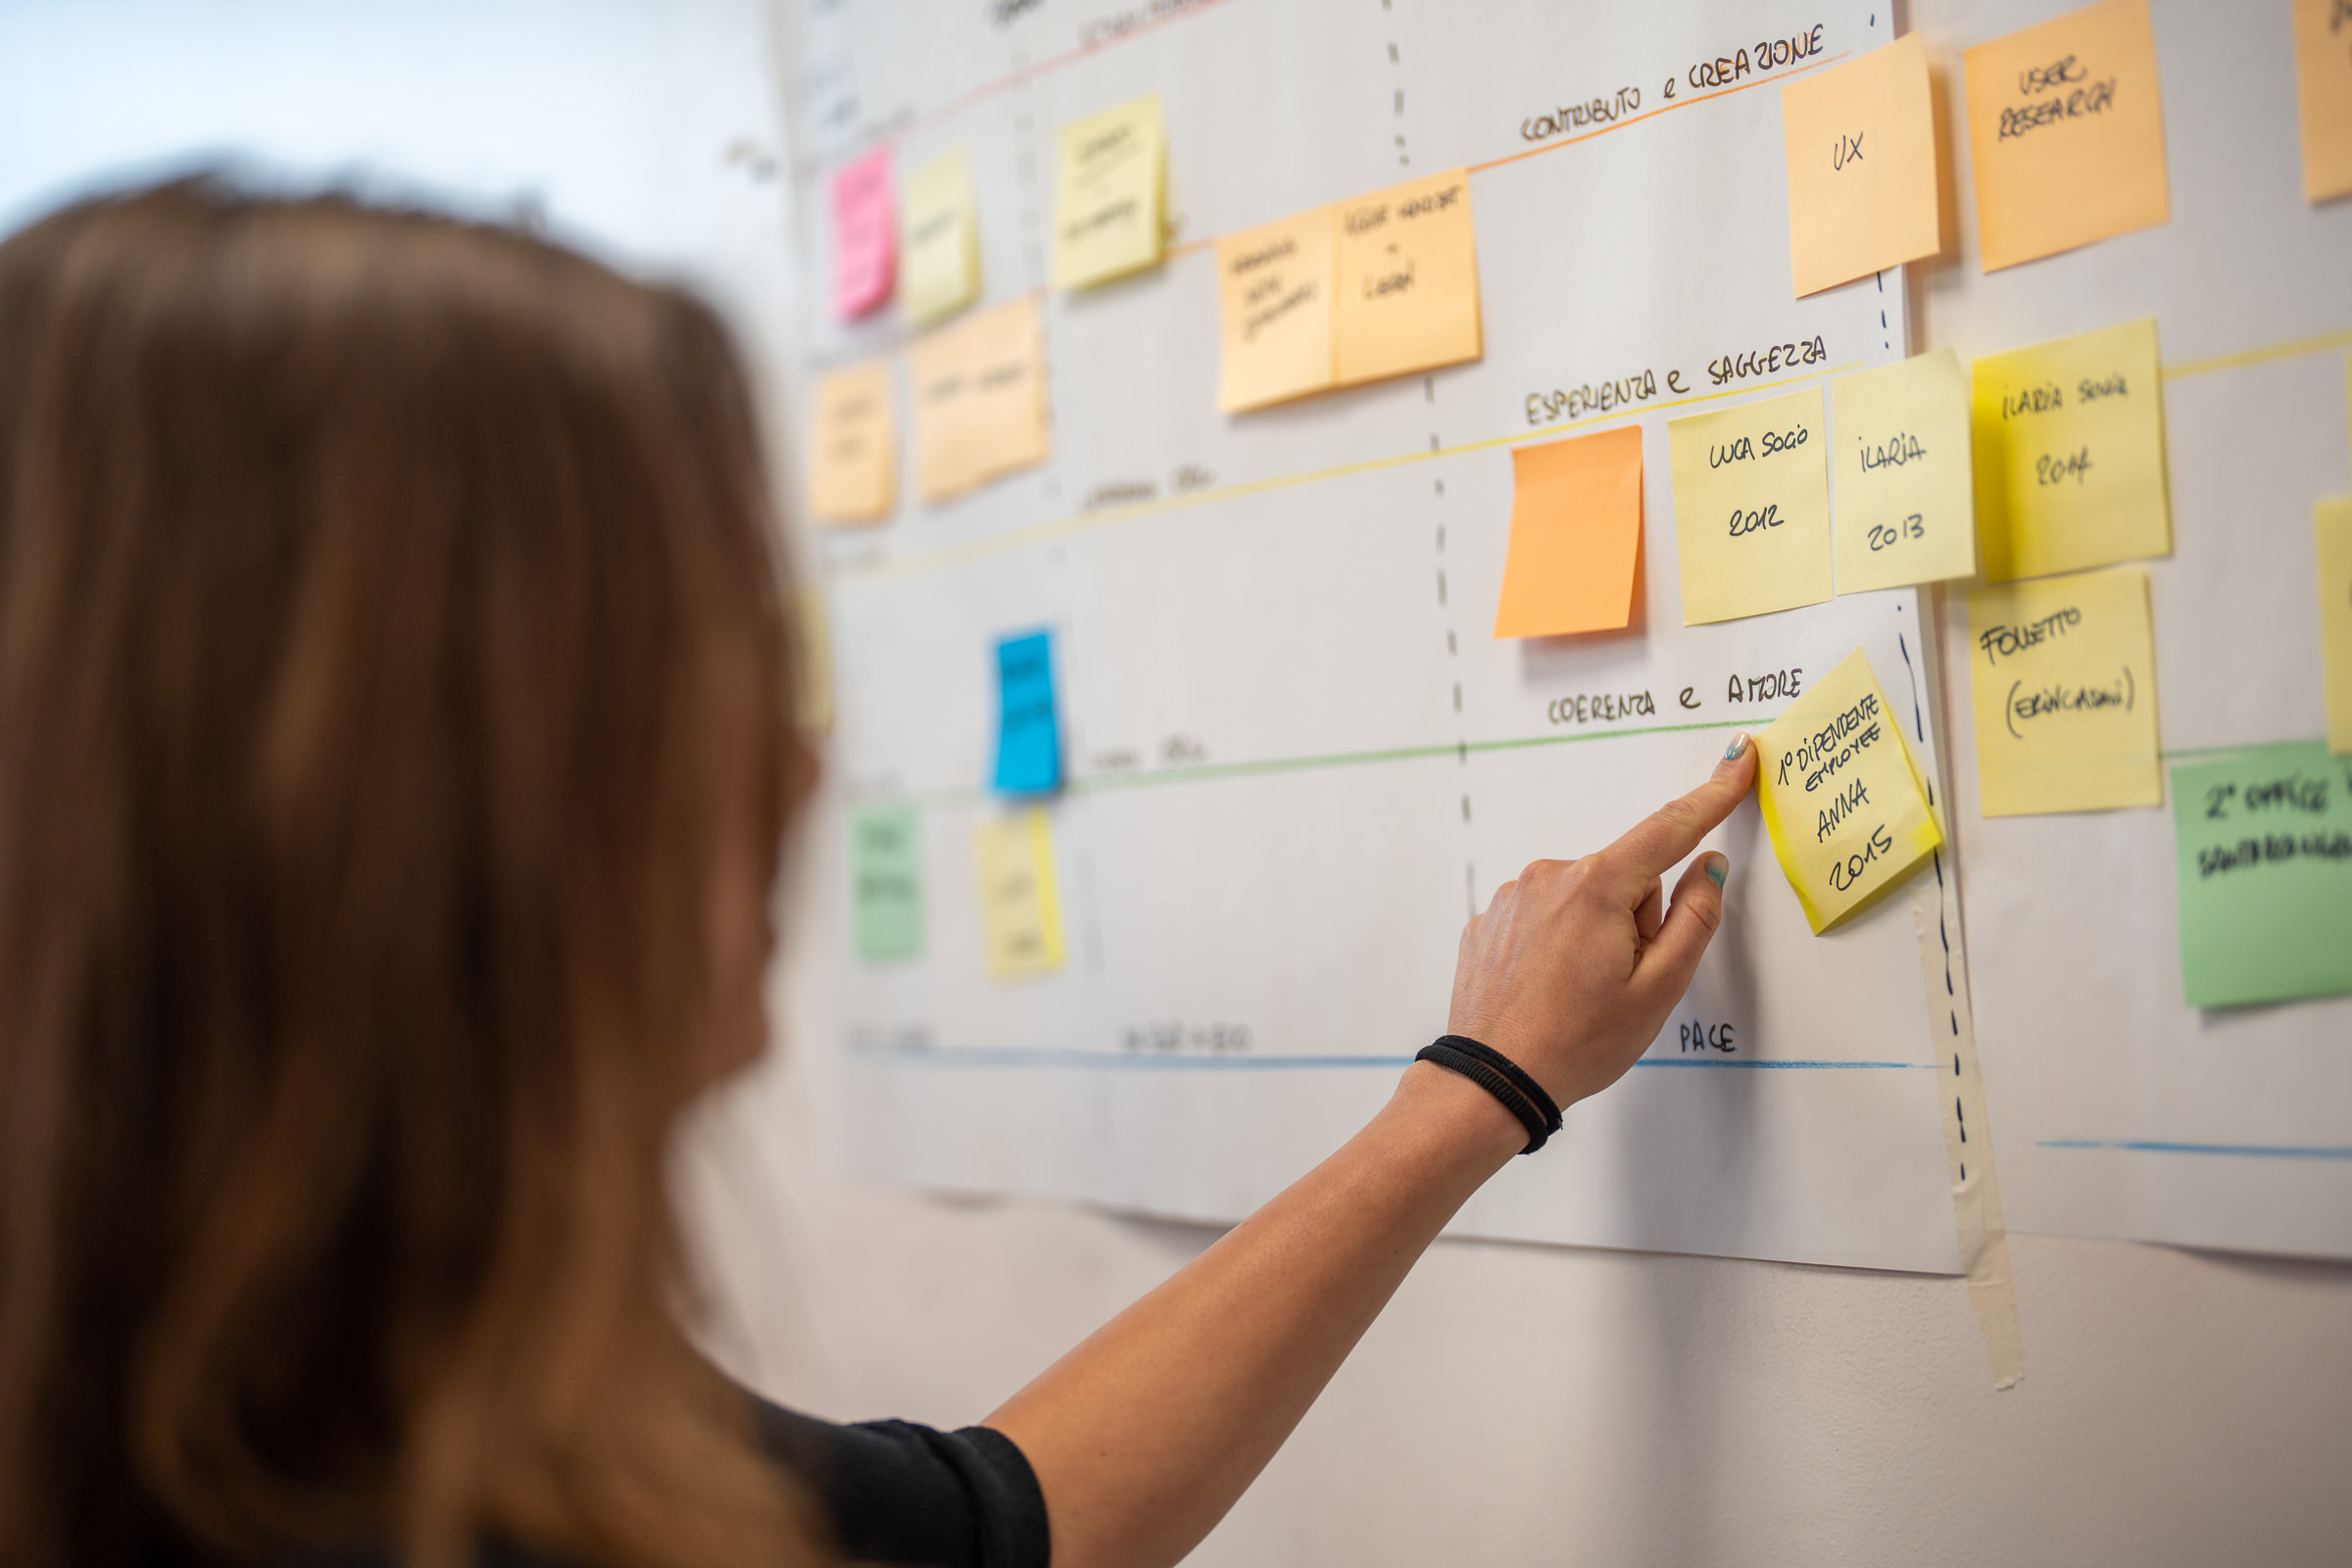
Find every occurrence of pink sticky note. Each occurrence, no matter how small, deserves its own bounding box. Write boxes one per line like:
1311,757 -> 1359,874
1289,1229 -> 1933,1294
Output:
831,148 -> 895,318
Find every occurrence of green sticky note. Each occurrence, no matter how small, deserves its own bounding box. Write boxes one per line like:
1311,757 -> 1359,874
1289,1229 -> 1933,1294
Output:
852,805 -> 922,962
2170,741 -> 2352,1008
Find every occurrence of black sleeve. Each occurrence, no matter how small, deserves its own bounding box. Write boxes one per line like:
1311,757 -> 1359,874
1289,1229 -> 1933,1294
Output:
748,1396 -> 1051,1568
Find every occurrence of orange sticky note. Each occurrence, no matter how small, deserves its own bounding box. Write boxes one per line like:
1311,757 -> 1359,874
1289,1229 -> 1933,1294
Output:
1216,206 -> 1337,413
1962,0 -> 2169,271
909,297 -> 1050,503
2291,0 -> 2352,203
807,361 -> 895,526
1781,34 -> 1942,297
1493,426 -> 1643,639
1333,170 -> 1482,387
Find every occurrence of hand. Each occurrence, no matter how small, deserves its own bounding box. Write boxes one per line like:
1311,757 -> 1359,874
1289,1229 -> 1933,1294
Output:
1446,733 -> 1758,1109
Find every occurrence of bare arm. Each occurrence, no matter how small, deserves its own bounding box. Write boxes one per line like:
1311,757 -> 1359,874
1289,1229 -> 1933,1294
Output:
987,736 -> 1761,1568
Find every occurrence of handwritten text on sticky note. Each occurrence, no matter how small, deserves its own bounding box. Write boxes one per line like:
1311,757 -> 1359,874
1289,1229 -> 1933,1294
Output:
1830,348 -> 1975,593
1217,206 -> 1337,413
1333,170 -> 1482,387
807,361 -> 896,527
1967,566 -> 2161,815
2317,497 -> 2352,756
901,147 -> 980,327
852,805 -> 922,962
993,628 -> 1061,795
1493,425 -> 1643,639
1781,34 -> 1942,298
1053,96 -> 1164,291
2170,741 -> 2352,1008
1755,647 -> 1942,934
1970,317 -> 2170,583
975,809 -> 1064,979
1962,0 -> 2170,270
831,148 -> 895,318
1668,387 -> 1834,625
909,296 -> 1049,502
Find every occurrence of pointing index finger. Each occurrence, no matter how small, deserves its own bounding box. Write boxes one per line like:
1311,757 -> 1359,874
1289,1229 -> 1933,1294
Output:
1609,733 -> 1757,882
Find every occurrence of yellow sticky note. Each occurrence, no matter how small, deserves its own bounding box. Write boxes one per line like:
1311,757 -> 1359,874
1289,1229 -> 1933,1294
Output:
1053,96 -> 1163,291
2318,497 -> 2352,754
1781,34 -> 1942,298
909,296 -> 1049,503
806,361 -> 895,526
1667,387 -> 1833,625
902,148 -> 980,327
1216,207 -> 1337,413
2291,0 -> 2352,203
1967,566 -> 2162,815
1332,170 -> 1482,386
1962,0 -> 2170,271
1830,348 -> 1976,593
1494,425 -> 1643,638
1970,318 -> 2169,583
1755,648 -> 1942,934
974,808 -> 1063,979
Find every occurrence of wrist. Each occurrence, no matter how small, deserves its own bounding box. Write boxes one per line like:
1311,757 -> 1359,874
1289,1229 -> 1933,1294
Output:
1389,1059 -> 1528,1172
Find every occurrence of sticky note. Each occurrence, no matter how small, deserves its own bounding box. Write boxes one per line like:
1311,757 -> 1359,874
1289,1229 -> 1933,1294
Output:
974,809 -> 1064,979
2318,497 -> 2352,754
2291,0 -> 2352,203
806,361 -> 895,526
1780,34 -> 1942,298
1332,170 -> 1482,386
1493,425 -> 1643,638
1970,318 -> 2170,583
993,629 -> 1060,795
1966,566 -> 2161,815
1961,0 -> 2170,270
830,148 -> 895,318
2170,741 -> 2352,1008
1053,96 -> 1164,291
1754,648 -> 1942,935
1830,348 -> 1976,593
1667,387 -> 1833,625
901,148 -> 980,327
1216,207 -> 1337,414
852,805 -> 922,962
909,296 -> 1049,502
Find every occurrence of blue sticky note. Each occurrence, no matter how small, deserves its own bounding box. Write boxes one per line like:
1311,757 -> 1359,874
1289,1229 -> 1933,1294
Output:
992,629 -> 1061,794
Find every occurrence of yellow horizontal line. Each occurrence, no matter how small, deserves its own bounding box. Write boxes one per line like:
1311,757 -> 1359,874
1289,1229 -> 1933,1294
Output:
2163,325 -> 2352,381
838,362 -> 1862,583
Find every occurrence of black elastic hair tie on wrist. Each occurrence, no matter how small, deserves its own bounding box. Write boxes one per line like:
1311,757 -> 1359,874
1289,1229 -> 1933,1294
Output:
1414,1035 -> 1564,1154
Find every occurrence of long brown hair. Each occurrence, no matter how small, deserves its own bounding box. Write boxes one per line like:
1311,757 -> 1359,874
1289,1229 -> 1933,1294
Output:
0,180 -> 818,1567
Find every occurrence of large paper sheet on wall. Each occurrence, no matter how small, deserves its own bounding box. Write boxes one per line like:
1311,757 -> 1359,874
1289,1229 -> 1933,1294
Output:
787,0 -> 1982,1273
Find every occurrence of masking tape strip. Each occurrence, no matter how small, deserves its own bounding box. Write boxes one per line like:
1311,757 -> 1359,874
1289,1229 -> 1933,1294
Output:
1900,592 -> 2024,1390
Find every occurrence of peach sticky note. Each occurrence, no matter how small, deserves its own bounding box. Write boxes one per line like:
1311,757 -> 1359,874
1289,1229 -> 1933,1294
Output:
1830,348 -> 1976,593
1216,207 -> 1337,414
1962,0 -> 2169,270
1967,565 -> 2162,815
1755,647 -> 1943,934
1970,318 -> 2170,583
1332,170 -> 1482,387
1493,426 -> 1643,638
1053,96 -> 1164,291
1781,34 -> 1942,297
2291,0 -> 2352,203
830,148 -> 895,318
2318,497 -> 2352,754
806,361 -> 895,527
909,296 -> 1049,503
1668,387 -> 1834,625
901,148 -> 980,327
974,809 -> 1063,979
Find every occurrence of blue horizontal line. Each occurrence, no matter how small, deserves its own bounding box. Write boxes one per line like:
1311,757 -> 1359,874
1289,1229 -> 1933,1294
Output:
2038,1139 -> 2352,1161
849,1046 -> 1934,1072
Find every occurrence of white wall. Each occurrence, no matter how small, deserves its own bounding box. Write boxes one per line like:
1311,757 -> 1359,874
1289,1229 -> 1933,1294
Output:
9,4 -> 2351,1563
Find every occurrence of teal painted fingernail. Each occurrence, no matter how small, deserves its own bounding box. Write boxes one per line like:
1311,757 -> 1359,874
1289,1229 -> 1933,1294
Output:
1705,855 -> 1729,888
1723,733 -> 1748,761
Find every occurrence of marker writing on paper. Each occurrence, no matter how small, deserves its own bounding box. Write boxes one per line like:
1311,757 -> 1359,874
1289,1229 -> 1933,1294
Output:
1868,514 -> 1925,552
1777,688 -> 1885,794
1686,24 -> 1826,89
2003,666 -> 2134,741
1978,606 -> 2082,662
1707,335 -> 1829,387
1857,431 -> 1926,471
1827,822 -> 1897,892
1728,667 -> 1803,703
1677,1017 -> 1738,1054
1524,364 -> 1686,426
1545,690 -> 1657,726
1709,423 -> 1810,467
1832,130 -> 1864,171
1520,84 -> 1641,143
